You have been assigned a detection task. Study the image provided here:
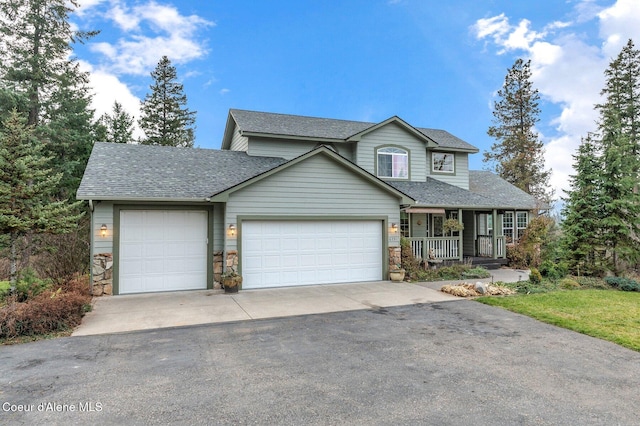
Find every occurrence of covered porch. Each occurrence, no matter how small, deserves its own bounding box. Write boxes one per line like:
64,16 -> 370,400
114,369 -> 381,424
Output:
402,207 -> 510,262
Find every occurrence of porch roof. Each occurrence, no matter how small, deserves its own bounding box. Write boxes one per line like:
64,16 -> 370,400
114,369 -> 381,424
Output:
389,173 -> 538,210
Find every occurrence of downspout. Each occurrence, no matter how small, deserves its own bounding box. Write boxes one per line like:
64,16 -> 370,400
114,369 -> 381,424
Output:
88,200 -> 95,294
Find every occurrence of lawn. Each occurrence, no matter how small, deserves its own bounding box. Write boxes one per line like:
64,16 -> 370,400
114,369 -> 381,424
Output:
477,290 -> 640,352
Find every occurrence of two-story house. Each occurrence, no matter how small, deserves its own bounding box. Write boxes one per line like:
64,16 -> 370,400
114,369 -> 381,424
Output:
77,109 -> 538,295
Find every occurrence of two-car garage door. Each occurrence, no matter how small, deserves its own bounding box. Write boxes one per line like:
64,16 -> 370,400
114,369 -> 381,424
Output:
117,214 -> 383,293
242,220 -> 382,289
119,210 -> 208,294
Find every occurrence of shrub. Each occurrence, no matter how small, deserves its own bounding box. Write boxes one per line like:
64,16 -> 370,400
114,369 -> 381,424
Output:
574,276 -> 609,289
529,268 -> 542,285
559,278 -> 580,289
604,277 -> 640,292
539,260 -> 568,280
462,267 -> 491,279
0,275 -> 91,340
400,237 -> 421,277
0,268 -> 52,303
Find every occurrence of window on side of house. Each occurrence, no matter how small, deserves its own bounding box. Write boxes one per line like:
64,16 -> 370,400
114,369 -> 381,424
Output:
503,212 -> 514,243
516,212 -> 528,240
377,147 -> 408,179
432,152 -> 455,173
400,211 -> 410,237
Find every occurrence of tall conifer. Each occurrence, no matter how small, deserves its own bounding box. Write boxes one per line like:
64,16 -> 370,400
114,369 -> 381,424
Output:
138,56 -> 196,147
484,59 -> 552,206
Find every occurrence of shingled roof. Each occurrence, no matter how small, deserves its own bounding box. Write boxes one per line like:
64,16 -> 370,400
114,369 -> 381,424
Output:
228,109 -> 478,152
76,142 -> 286,201
388,172 -> 537,210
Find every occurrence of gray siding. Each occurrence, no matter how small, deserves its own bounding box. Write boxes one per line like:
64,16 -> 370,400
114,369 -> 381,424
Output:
355,123 -> 428,181
427,151 -> 470,189
248,137 -> 354,161
225,154 -> 400,251
212,202 -> 225,251
411,214 -> 428,238
248,138 -> 318,160
230,125 -> 248,152
93,201 -> 114,254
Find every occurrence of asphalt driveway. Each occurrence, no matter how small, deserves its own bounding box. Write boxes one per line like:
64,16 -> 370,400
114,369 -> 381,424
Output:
2,300 -> 639,425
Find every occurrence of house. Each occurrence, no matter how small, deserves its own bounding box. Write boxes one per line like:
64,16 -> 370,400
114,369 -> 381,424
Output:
77,109 -> 538,295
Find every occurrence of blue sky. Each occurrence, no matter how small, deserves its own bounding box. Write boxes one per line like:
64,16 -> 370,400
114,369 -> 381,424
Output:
72,0 -> 640,198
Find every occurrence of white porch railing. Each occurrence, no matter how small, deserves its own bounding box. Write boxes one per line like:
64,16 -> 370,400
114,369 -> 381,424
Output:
408,237 -> 460,260
477,235 -> 505,257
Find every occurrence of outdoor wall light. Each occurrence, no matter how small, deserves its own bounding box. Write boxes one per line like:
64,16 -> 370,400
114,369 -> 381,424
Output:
391,223 -> 398,233
228,224 -> 236,236
100,224 -> 108,237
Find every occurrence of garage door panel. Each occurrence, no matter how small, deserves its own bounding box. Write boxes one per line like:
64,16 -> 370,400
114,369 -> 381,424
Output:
119,210 -> 207,294
242,220 -> 382,289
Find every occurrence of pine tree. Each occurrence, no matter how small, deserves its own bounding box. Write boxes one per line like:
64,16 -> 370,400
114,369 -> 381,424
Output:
484,59 -> 552,205
138,56 -> 196,147
0,110 -> 83,287
594,39 -> 640,273
97,101 -> 134,144
561,135 -> 604,275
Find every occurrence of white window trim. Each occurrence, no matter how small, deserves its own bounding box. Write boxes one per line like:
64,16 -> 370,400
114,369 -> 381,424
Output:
432,152 -> 455,174
377,147 -> 409,179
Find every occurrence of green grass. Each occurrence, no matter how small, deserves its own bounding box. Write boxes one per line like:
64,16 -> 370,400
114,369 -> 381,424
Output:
478,290 -> 640,352
0,281 -> 9,292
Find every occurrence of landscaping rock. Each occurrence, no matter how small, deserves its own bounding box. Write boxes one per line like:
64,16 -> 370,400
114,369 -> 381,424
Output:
474,282 -> 487,294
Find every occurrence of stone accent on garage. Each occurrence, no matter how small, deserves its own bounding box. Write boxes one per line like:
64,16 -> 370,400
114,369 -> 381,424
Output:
388,246 -> 401,269
92,253 -> 113,296
226,250 -> 239,273
214,251 -> 223,289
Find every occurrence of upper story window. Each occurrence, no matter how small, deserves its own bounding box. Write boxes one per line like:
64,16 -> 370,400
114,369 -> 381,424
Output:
432,152 -> 455,173
377,147 -> 408,179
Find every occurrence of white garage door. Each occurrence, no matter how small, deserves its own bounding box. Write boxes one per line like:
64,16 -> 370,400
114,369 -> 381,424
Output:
242,220 -> 382,289
119,210 -> 208,294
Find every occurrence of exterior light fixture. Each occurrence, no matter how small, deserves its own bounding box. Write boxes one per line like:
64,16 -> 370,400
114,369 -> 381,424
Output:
391,223 -> 398,233
100,224 -> 108,237
228,224 -> 236,236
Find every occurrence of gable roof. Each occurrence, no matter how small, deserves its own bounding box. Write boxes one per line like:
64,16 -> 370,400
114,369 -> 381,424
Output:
224,109 -> 478,152
209,145 -> 415,204
77,143 -> 413,204
388,172 -> 538,210
76,142 -> 286,201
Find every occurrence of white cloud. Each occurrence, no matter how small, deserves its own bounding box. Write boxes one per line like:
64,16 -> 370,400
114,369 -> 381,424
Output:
598,0 -> 640,57
79,60 -> 144,139
472,0 -> 640,204
80,0 -> 213,76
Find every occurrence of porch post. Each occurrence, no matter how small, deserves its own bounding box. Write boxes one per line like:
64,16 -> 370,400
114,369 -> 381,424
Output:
492,209 -> 498,259
458,208 -> 463,261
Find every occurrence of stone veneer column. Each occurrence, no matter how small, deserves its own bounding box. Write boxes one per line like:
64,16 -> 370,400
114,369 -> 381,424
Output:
225,250 -> 239,273
213,251 -> 224,289
92,253 -> 113,296
388,246 -> 401,269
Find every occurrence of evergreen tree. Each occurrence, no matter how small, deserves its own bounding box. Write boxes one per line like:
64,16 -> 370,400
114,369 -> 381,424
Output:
484,58 -> 552,205
0,110 -> 83,287
97,101 -> 134,144
561,135 -> 604,275
138,56 -> 196,148
0,0 -> 98,199
595,39 -> 640,273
